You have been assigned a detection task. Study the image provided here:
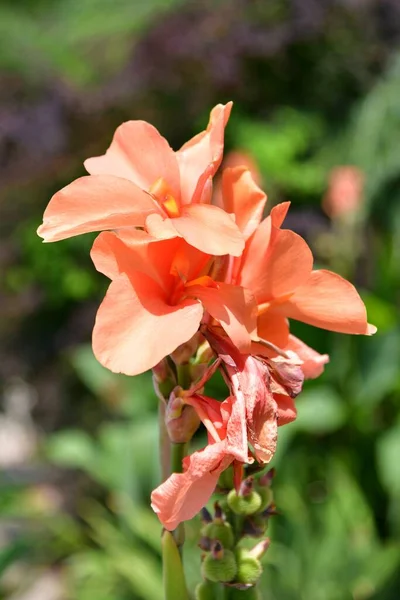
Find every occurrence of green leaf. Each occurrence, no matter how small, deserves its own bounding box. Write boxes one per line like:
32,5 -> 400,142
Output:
46,430 -> 95,470
294,387 -> 347,434
376,423 -> 400,497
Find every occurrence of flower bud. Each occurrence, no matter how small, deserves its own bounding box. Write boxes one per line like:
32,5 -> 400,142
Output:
171,333 -> 201,365
165,389 -> 200,443
227,478 -> 262,516
229,586 -> 259,599
201,542 -> 237,583
243,514 -> 268,537
257,486 -> 273,513
235,548 -> 262,586
195,581 -> 217,600
152,359 -> 176,401
201,521 -> 235,550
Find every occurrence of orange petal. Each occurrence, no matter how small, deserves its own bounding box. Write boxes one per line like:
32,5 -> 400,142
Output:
285,335 -> 329,379
172,204 -> 244,256
222,166 -> 267,240
274,394 -> 297,426
37,175 -> 157,242
277,270 -> 375,335
177,102 -> 232,204
270,202 -> 290,228
84,121 -> 181,200
188,283 -> 257,353
255,311 -> 290,350
240,225 -> 313,304
92,272 -> 203,375
90,230 -> 179,294
151,442 -> 230,530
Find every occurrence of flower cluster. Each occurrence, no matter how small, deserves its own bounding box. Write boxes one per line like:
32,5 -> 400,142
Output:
38,103 -> 375,536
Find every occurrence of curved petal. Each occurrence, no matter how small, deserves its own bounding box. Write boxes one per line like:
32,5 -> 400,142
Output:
90,230 -> 178,293
145,213 -> 181,240
240,225 -> 313,304
172,203 -> 244,256
241,357 -> 278,464
84,121 -> 181,200
274,394 -> 297,426
92,272 -> 203,375
38,175 -> 157,242
222,166 -> 267,240
270,202 -> 290,228
285,335 -> 329,379
188,283 -> 257,353
277,270 -> 375,335
177,102 -> 232,204
151,442 -> 230,530
255,311 -> 290,349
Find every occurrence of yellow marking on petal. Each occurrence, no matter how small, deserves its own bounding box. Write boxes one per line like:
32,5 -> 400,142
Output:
162,195 -> 180,218
185,275 -> 219,289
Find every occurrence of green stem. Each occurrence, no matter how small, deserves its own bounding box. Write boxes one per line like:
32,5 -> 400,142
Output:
170,442 -> 187,548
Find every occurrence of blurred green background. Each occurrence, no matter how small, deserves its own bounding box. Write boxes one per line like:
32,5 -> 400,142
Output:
1,1 -> 400,598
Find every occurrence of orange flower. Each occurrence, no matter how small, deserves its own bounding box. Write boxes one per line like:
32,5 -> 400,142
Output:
38,103 -> 244,256
220,167 -> 376,373
323,166 -> 364,219
90,230 -> 257,376
151,392 -> 249,531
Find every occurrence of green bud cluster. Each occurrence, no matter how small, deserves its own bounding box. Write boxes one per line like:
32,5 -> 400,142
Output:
198,469 -> 276,592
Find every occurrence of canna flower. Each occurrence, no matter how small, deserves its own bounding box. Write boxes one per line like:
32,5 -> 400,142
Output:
220,166 -> 376,378
38,103 -> 244,256
90,229 -> 257,376
151,392 -> 249,530
322,166 -> 364,219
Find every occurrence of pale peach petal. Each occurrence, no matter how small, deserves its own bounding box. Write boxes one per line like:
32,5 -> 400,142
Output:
172,203 -> 244,256
151,442 -> 230,530
274,394 -> 297,426
188,283 -> 257,354
240,226 -> 313,304
277,270 -> 374,335
222,167 -> 267,240
144,213 -> 181,240
92,272 -> 203,376
285,335 -> 329,379
84,121 -> 181,199
37,175 -> 157,242
177,103 -> 232,204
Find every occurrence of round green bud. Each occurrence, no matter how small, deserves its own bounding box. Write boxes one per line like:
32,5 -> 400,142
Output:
201,550 -> 237,583
229,586 -> 259,599
235,550 -> 262,585
257,486 -> 273,513
195,581 -> 216,600
244,514 -> 268,537
227,489 -> 262,516
201,521 -> 235,549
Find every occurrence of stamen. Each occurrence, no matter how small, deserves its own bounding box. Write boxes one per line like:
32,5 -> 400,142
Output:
254,337 -> 290,358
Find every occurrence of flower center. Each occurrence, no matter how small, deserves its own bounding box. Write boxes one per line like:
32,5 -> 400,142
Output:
149,177 -> 180,218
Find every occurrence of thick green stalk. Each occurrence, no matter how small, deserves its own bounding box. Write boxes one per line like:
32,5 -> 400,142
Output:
170,441 -> 187,548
